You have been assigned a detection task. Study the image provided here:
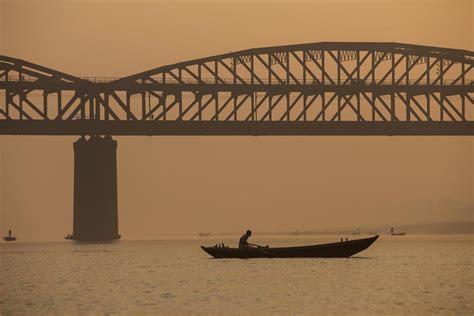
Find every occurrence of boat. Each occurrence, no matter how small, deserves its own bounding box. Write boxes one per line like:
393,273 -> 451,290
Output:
201,235 -> 379,259
3,229 -> 16,241
198,232 -> 211,237
65,233 -> 74,240
352,228 -> 361,235
390,227 -> 406,236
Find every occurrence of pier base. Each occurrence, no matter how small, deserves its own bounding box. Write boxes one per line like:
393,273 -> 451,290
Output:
73,136 -> 120,241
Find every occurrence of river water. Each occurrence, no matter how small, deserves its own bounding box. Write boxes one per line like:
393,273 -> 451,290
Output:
1,235 -> 473,315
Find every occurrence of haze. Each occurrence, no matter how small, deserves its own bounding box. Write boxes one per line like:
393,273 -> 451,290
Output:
0,0 -> 472,241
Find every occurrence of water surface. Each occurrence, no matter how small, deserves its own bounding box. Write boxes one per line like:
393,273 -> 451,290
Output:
1,235 -> 473,314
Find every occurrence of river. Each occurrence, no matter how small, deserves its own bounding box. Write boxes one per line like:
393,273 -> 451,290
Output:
1,235 -> 473,314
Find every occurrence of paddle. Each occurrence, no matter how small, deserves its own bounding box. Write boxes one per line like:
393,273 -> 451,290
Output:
247,243 -> 274,257
248,242 -> 269,249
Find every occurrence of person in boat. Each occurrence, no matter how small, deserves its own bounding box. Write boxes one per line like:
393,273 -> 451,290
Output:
8,229 -> 12,238
239,230 -> 252,248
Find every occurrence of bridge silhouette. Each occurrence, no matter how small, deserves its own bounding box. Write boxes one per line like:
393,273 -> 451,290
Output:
1,42 -> 473,241
1,42 -> 473,135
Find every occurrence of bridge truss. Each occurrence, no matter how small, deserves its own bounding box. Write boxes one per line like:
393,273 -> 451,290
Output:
1,42 -> 473,135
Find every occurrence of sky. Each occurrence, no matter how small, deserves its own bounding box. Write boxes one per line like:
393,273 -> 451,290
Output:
0,0 -> 473,241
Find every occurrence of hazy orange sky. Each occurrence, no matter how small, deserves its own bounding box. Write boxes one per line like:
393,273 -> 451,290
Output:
0,0 -> 472,241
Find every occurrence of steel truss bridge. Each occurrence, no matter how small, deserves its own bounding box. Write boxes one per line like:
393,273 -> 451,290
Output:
1,42 -> 473,135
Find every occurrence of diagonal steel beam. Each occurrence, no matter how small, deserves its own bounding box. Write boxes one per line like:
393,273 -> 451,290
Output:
295,94 -> 318,121
279,93 -> 303,121
22,93 -> 48,119
211,94 -> 233,121
329,95 -> 364,121
244,93 -> 269,121
362,52 -> 388,82
95,94 -> 120,121
290,51 -> 320,84
396,92 -> 422,121
260,94 -> 284,121
443,96 -> 466,121
55,94 -> 80,120
306,51 -> 336,85
342,51 -> 371,85
7,96 -> 33,120
218,60 -> 246,84
65,95 -> 87,120
255,54 -> 285,85
144,94 -> 163,120
270,53 -> 300,84
376,95 -> 399,121
431,93 -> 456,121
314,93 -> 338,121
224,94 -> 250,121
154,98 -> 179,121
201,63 -> 226,84
328,50 -> 353,81
191,95 -> 216,121
378,54 -> 404,84
451,64 -> 473,85
395,55 -> 423,85
236,56 -> 265,84
182,66 -> 206,84
431,61 -> 455,85
110,91 -> 139,121
409,95 -> 433,121
413,58 -> 438,85
361,92 -> 387,121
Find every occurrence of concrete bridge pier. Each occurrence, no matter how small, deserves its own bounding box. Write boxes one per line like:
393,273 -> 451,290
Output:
73,135 -> 120,241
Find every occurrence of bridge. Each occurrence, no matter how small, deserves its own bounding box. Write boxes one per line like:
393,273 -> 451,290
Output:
1,42 -> 473,136
1,42 -> 473,241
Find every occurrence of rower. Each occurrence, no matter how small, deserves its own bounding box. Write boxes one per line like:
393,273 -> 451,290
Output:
239,230 -> 252,248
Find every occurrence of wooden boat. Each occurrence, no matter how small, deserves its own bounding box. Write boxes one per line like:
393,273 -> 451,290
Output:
65,233 -> 74,240
390,227 -> 406,236
3,229 -> 16,241
201,235 -> 379,259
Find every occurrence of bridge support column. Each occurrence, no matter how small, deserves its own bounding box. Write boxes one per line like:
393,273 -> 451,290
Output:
73,136 -> 120,241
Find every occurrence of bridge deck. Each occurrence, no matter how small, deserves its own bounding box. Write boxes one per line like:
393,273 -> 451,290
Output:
1,121 -> 472,136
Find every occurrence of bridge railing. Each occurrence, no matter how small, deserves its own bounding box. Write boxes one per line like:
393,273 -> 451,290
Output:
1,75 -> 471,86
133,78 -> 470,86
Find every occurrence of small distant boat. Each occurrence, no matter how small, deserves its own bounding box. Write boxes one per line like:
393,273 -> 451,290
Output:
3,229 -> 16,241
390,227 -> 406,236
201,235 -> 379,259
352,228 -> 361,235
198,232 -> 211,237
65,233 -> 74,240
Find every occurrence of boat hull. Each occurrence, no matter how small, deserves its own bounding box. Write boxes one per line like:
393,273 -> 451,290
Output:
3,237 -> 16,241
201,235 -> 379,259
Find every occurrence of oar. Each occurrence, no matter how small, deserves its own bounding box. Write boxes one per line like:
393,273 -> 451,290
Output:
248,242 -> 269,248
248,243 -> 273,257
